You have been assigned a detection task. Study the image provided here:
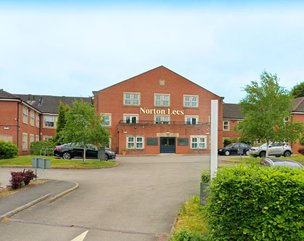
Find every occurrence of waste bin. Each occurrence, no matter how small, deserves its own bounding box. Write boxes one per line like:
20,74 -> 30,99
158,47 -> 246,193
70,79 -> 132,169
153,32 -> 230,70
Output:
98,147 -> 106,160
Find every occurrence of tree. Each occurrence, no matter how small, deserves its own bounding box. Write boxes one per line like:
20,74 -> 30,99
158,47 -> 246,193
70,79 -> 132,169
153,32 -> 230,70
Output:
61,101 -> 110,161
54,101 -> 70,144
291,82 -> 304,98
238,71 -> 304,156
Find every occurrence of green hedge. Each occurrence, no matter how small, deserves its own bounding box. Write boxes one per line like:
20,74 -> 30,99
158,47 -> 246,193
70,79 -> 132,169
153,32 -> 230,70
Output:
0,141 -> 18,159
30,140 -> 55,156
207,165 -> 304,241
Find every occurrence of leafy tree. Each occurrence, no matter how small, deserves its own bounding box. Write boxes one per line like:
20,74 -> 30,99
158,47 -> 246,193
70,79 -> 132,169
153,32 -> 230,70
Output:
61,101 -> 110,161
238,71 -> 304,155
291,82 -> 304,98
54,102 -> 70,144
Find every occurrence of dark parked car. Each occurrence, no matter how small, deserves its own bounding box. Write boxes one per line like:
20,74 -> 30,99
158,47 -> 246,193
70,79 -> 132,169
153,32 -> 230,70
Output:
54,143 -> 116,160
260,157 -> 302,169
218,143 -> 251,156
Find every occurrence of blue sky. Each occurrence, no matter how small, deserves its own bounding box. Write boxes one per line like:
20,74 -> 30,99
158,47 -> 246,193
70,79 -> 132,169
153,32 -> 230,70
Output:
0,1 -> 303,103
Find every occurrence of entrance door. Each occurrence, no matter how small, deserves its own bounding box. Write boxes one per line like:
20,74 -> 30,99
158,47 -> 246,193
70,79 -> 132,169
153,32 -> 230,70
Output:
160,137 -> 176,153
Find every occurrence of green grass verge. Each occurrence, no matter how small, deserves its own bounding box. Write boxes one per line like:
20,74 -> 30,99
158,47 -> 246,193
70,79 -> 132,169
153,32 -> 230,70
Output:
0,155 -> 118,169
229,155 -> 304,165
169,196 -> 208,240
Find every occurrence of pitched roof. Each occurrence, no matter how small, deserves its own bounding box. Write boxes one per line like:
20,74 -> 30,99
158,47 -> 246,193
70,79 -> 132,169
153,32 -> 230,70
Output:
223,103 -> 243,119
15,94 -> 92,114
0,89 -> 19,99
292,97 -> 304,112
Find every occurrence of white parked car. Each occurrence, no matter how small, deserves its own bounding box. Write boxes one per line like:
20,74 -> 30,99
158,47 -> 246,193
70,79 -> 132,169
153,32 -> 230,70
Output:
250,142 -> 292,158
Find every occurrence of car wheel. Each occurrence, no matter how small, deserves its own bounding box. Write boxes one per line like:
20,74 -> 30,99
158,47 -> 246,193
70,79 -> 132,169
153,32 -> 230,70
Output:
225,150 -> 230,156
284,151 -> 291,157
63,152 -> 71,160
105,154 -> 109,161
245,150 -> 250,156
259,151 -> 266,158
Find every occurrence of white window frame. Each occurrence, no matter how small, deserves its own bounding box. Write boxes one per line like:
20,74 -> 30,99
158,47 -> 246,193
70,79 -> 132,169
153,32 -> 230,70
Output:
154,115 -> 170,124
23,106 -> 28,124
101,113 -> 112,127
29,134 -> 35,144
190,135 -> 207,149
123,114 -> 139,124
43,115 -> 57,128
126,135 -> 144,149
185,115 -> 199,125
154,93 -> 170,107
30,110 -> 35,126
22,133 -> 28,150
123,92 -> 140,106
183,95 -> 199,108
223,121 -> 230,131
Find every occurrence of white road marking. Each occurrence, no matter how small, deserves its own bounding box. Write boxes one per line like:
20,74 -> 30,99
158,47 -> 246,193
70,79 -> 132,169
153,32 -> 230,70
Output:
71,230 -> 89,241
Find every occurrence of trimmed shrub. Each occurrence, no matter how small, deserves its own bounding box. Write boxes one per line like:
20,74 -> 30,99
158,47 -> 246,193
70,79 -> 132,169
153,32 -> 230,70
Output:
30,140 -> 55,155
207,165 -> 304,240
22,169 -> 37,185
0,141 -> 18,159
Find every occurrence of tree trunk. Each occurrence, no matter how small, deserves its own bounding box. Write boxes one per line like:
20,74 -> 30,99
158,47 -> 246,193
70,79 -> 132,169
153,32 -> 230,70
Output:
83,146 -> 86,162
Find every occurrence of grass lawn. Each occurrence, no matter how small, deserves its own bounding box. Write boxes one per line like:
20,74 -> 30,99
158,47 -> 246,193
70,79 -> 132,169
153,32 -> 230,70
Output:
227,154 -> 304,165
0,155 -> 118,169
170,196 -> 209,240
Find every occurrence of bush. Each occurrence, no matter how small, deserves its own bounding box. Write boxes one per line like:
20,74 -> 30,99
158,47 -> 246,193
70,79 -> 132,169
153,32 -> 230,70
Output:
0,141 -> 18,159
223,138 -> 232,147
30,140 -> 55,155
171,229 -> 207,241
201,170 -> 210,184
9,169 -> 37,189
207,165 -> 304,240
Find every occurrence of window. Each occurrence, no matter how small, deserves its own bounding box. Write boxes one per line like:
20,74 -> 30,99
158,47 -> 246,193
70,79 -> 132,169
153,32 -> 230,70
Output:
30,111 -> 35,126
101,113 -> 111,127
124,92 -> 140,106
154,94 -> 170,107
185,115 -> 198,125
127,136 -> 144,149
155,115 -> 170,124
223,121 -> 230,131
23,106 -> 28,124
36,113 -> 40,128
22,133 -> 28,150
184,95 -> 199,108
43,136 -> 53,141
44,116 -> 56,128
123,114 -> 138,124
36,135 -> 39,141
29,134 -> 35,144
190,135 -> 207,149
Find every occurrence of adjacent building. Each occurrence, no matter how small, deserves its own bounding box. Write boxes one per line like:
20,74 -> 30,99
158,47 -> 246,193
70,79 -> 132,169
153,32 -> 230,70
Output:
93,66 -> 224,154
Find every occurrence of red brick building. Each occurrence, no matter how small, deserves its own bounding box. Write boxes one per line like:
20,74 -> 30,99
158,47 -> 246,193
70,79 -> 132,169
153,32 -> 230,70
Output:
0,90 -> 91,154
94,66 -> 224,154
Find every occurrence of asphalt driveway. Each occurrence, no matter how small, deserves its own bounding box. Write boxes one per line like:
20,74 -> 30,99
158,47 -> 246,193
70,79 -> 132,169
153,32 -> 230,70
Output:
0,155 -> 209,241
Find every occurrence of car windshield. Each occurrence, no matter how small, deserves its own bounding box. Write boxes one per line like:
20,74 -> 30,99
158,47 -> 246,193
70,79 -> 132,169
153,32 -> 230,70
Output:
225,144 -> 234,148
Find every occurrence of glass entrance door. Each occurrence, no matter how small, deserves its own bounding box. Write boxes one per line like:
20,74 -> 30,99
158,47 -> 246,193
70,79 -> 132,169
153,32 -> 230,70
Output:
160,137 -> 176,153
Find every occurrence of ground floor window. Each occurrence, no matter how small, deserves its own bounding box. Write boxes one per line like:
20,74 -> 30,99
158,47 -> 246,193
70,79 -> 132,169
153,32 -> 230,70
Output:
22,133 -> 28,150
190,135 -> 207,149
127,136 -> 144,149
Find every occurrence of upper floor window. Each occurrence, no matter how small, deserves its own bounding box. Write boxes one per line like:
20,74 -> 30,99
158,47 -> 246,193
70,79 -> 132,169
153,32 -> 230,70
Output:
124,92 -> 140,106
184,95 -> 198,108
185,115 -> 199,125
23,106 -> 28,124
155,115 -> 170,124
123,114 -> 138,124
30,110 -> 35,126
101,113 -> 111,127
154,94 -> 170,107
223,121 -> 230,131
44,115 -> 56,128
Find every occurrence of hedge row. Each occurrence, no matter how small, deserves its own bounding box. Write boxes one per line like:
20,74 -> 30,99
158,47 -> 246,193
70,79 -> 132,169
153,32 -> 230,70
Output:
207,165 -> 304,241
30,140 -> 55,156
0,141 -> 18,159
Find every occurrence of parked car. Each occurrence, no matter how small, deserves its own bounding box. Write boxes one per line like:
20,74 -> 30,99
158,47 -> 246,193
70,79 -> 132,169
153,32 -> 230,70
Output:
260,157 -> 302,169
218,143 -> 251,156
250,142 -> 292,158
54,143 -> 116,160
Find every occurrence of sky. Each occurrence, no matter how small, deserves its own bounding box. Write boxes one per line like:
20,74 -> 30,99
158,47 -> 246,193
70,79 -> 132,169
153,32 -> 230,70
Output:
0,1 -> 304,103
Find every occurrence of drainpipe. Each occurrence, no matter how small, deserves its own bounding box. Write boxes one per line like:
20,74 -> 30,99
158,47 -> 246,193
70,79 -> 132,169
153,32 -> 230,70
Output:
16,102 -> 20,150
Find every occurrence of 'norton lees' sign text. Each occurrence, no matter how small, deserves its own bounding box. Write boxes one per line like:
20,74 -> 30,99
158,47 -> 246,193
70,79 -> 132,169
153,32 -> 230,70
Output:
140,107 -> 184,115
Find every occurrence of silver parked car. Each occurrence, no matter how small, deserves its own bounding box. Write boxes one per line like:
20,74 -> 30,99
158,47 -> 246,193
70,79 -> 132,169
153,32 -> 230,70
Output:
260,157 -> 302,169
250,142 -> 292,158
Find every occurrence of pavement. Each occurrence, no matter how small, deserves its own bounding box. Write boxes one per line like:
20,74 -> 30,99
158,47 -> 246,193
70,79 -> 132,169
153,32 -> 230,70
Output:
0,179 -> 79,221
